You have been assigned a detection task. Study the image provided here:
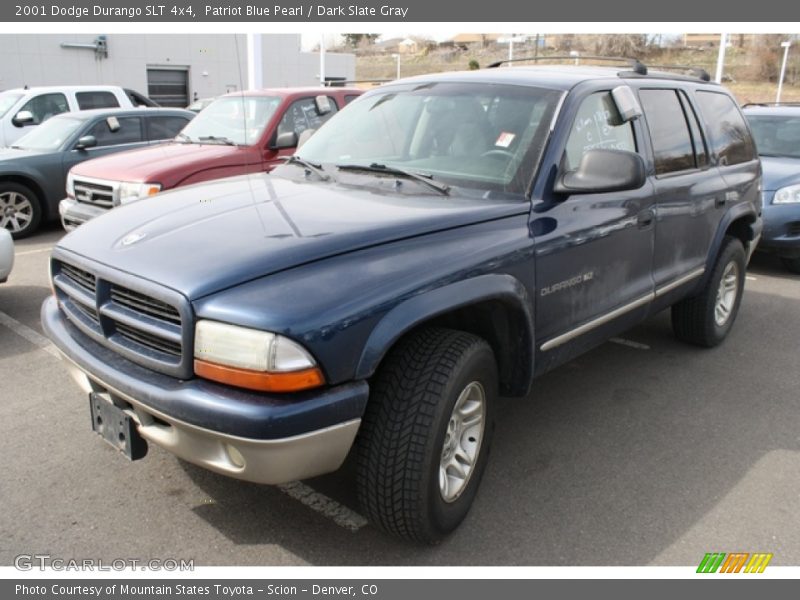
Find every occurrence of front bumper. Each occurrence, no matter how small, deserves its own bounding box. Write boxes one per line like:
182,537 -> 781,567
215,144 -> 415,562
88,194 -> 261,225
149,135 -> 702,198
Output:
59,198 -> 108,232
42,296 -> 369,484
758,196 -> 800,258
0,229 -> 13,282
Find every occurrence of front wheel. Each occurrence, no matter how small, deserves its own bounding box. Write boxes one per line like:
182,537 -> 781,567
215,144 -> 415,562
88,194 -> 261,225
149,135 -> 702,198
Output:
356,327 -> 497,543
671,236 -> 746,347
0,182 -> 42,239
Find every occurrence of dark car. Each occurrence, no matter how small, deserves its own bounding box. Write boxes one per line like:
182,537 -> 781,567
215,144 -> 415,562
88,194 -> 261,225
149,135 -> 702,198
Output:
43,61 -> 761,543
743,104 -> 800,273
0,107 -> 194,238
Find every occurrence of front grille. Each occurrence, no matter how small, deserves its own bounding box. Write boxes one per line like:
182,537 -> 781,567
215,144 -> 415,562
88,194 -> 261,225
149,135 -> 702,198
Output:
110,285 -> 181,325
61,263 -> 96,294
114,322 -> 182,357
73,179 -> 115,208
52,258 -> 191,378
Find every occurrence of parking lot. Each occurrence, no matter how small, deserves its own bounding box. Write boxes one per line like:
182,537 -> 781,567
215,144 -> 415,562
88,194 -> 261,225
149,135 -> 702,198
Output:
1,222 -> 799,566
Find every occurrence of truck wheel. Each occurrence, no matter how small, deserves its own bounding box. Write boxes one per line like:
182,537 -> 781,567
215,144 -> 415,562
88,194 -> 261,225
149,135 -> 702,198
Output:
357,327 -> 497,543
781,256 -> 800,274
0,182 -> 41,239
671,236 -> 746,347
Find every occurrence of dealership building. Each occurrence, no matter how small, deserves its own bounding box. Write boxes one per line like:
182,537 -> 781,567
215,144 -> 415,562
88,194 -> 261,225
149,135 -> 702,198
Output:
0,34 -> 356,106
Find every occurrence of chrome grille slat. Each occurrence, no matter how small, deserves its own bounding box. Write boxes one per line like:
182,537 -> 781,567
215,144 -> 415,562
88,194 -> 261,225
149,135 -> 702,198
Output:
73,179 -> 114,208
110,287 -> 181,325
60,264 -> 96,293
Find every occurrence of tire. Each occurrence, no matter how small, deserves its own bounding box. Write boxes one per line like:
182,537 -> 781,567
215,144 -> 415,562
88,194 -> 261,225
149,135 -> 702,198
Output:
781,256 -> 800,274
0,182 -> 42,239
356,327 -> 497,543
671,236 -> 746,347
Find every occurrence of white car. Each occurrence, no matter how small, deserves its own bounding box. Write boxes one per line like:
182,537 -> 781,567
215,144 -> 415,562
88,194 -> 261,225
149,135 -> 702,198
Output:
0,86 -> 156,148
0,228 -> 13,283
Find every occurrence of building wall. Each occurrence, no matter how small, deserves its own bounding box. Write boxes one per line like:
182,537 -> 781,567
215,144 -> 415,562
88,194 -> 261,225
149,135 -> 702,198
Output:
0,34 -> 355,102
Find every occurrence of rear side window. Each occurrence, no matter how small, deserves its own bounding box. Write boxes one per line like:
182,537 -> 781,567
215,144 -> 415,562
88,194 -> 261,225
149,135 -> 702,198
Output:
639,89 -> 695,175
85,116 -> 143,147
146,115 -> 190,140
277,97 -> 339,139
76,91 -> 120,110
565,91 -> 636,169
695,91 -> 756,166
18,93 -> 68,125
678,91 -> 709,168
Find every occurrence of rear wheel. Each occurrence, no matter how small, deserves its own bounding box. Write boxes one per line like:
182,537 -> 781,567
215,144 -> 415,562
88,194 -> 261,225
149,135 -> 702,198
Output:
0,182 -> 41,239
781,256 -> 800,274
356,327 -> 497,543
671,236 -> 746,347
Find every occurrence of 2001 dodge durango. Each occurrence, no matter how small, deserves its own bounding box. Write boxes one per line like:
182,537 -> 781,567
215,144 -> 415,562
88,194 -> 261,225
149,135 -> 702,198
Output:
43,60 -> 762,543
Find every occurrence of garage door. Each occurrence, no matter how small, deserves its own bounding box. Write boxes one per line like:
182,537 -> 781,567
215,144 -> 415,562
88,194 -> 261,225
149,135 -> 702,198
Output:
146,68 -> 189,108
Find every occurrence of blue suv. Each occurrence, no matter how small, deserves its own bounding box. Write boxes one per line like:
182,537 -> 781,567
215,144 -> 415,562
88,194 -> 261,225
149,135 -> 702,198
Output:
744,103 -> 800,273
42,60 -> 762,543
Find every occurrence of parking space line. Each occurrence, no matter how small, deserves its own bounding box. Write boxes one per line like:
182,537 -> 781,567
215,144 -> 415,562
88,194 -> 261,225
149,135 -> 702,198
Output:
0,310 -> 61,359
15,246 -> 54,257
746,275 -> 758,281
609,337 -> 651,350
277,480 -> 368,531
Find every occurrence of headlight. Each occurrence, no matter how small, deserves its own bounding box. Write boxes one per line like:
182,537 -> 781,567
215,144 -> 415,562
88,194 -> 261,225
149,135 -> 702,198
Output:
118,181 -> 161,205
66,172 -> 75,199
773,184 -> 800,204
193,320 -> 324,392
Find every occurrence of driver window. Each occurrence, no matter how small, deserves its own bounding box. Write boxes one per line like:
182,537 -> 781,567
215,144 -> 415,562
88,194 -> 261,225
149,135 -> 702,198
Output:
278,97 -> 338,139
19,93 -> 68,125
565,92 -> 636,169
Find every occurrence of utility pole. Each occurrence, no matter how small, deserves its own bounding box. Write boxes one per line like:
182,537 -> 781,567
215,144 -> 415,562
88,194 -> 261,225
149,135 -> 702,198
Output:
714,32 -> 728,84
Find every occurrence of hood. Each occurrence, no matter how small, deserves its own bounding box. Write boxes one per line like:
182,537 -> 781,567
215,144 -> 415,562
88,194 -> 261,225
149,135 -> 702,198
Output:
69,142 -> 249,184
759,156 -> 800,192
57,173 -> 529,300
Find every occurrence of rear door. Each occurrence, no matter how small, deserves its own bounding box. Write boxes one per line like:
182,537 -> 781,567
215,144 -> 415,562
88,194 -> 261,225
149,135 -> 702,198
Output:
636,86 -> 728,288
533,87 -> 656,363
145,114 -> 192,144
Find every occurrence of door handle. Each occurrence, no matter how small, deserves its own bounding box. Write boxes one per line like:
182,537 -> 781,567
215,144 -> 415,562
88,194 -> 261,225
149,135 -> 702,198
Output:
637,209 -> 655,228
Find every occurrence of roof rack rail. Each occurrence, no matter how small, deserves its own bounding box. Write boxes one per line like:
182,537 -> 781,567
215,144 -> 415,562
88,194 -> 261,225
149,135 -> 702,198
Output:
647,64 -> 712,82
322,79 -> 390,87
487,55 -> 648,75
742,101 -> 800,108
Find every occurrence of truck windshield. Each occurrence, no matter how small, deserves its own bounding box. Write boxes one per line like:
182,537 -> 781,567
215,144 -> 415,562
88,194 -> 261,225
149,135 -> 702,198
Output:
297,82 -> 562,194
747,115 -> 800,159
0,93 -> 23,118
13,115 -> 84,151
180,95 -> 282,146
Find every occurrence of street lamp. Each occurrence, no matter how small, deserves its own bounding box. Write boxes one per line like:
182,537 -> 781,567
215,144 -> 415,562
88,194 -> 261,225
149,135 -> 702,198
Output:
392,53 -> 400,80
777,41 -> 792,104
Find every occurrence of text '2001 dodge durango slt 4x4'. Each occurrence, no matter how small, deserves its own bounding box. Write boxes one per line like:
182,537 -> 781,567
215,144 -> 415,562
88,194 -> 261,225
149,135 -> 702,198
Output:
42,60 -> 762,543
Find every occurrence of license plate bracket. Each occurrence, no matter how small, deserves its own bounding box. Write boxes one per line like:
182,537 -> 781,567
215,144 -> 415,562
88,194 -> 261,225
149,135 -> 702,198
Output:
89,392 -> 147,460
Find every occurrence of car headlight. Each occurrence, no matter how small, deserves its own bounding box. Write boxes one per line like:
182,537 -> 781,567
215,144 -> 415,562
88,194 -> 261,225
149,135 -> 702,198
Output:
193,320 -> 324,392
773,184 -> 800,204
66,172 -> 75,199
118,181 -> 161,205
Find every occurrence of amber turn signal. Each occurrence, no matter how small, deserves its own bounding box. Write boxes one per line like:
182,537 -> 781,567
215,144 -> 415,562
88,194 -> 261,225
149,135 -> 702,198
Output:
194,359 -> 325,393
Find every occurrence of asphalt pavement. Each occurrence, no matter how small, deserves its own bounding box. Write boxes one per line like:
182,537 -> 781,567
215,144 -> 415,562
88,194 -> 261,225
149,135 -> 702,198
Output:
1,222 -> 798,566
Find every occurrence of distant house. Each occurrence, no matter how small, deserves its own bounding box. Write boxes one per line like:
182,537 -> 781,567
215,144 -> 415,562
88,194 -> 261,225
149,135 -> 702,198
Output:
451,34 -> 502,46
398,38 -> 418,54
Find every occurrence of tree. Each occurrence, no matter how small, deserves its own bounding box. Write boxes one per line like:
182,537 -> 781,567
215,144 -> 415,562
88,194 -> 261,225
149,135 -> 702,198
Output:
343,34 -> 380,49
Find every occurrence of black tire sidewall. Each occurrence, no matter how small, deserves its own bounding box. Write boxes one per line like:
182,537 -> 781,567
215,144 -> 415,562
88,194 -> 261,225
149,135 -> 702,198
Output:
706,239 -> 746,344
421,342 -> 497,539
1,182 -> 41,239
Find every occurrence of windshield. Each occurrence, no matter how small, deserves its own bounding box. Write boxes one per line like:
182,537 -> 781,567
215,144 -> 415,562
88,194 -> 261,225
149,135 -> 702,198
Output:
747,115 -> 800,159
0,93 -> 23,119
297,82 -> 562,194
180,95 -> 281,145
13,115 -> 84,151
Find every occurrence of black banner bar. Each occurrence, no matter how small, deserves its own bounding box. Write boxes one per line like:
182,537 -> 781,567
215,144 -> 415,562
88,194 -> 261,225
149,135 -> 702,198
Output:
2,0 -> 799,22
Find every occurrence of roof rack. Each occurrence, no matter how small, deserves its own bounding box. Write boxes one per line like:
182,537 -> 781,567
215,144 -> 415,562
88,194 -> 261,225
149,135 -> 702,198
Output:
487,55 -> 648,75
647,64 -> 711,82
742,102 -> 800,108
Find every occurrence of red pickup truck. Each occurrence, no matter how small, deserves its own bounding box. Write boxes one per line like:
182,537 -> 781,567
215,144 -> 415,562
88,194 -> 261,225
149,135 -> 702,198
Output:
60,87 -> 362,229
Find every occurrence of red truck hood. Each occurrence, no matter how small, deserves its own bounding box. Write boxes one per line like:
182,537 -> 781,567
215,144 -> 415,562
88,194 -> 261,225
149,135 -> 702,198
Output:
69,142 -> 255,187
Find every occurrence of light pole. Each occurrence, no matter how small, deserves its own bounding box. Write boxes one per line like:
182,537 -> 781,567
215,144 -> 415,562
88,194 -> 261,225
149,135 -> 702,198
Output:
777,41 -> 792,104
392,53 -> 400,79
714,32 -> 728,84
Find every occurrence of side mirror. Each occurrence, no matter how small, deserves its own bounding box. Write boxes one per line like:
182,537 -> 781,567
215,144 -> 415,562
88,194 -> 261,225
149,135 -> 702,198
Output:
315,95 -> 332,116
75,135 -> 98,150
555,149 -> 646,194
271,131 -> 298,150
12,110 -> 34,127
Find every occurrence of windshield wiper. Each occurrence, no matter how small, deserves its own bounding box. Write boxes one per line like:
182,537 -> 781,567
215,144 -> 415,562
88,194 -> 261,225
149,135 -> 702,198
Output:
337,163 -> 450,195
282,155 -> 330,181
197,135 -> 236,146
175,132 -> 193,144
